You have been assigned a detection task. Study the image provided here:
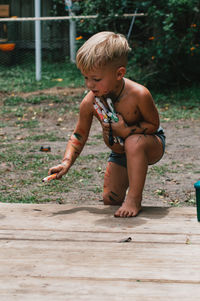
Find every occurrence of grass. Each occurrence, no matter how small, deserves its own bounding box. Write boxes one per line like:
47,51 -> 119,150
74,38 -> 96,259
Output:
0,57 -> 84,93
0,60 -> 200,204
0,111 -> 105,203
25,133 -> 66,142
153,85 -> 200,121
149,164 -> 170,176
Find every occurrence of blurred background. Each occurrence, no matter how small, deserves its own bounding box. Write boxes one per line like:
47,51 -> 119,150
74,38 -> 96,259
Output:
0,0 -> 199,91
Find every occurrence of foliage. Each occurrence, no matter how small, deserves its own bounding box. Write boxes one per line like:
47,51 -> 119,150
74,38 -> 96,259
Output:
76,0 -> 136,37
1,1 -> 198,89
74,0 -> 200,87
132,0 -> 200,87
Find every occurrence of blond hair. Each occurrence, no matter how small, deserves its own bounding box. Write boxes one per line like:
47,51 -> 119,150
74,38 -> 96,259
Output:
76,31 -> 131,72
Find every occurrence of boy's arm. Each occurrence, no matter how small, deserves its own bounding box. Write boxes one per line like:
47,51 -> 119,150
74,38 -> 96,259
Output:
48,94 -> 93,179
111,88 -> 160,139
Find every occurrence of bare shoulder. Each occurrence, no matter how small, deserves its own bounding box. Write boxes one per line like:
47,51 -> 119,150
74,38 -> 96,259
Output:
125,78 -> 153,102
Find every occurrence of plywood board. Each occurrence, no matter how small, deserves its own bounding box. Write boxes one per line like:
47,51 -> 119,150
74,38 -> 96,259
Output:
0,204 -> 199,300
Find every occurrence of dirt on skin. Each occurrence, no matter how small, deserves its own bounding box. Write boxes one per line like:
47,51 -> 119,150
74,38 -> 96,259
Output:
1,87 -> 200,208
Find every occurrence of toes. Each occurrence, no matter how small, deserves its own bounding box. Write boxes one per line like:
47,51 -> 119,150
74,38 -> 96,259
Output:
127,211 -> 134,217
114,209 -> 121,217
114,208 -> 124,217
124,210 -> 130,218
114,207 -> 141,218
114,208 -> 130,218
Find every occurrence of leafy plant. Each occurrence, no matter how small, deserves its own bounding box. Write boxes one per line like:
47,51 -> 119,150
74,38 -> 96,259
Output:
74,0 -> 200,87
131,0 -> 200,87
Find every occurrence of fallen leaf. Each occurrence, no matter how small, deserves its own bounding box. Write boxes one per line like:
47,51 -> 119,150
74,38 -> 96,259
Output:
185,237 -> 190,244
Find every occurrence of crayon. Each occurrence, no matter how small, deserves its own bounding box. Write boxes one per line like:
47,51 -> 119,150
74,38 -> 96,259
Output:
42,173 -> 57,182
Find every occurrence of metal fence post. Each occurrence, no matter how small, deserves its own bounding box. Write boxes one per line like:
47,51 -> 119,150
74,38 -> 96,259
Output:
35,0 -> 41,81
65,0 -> 76,63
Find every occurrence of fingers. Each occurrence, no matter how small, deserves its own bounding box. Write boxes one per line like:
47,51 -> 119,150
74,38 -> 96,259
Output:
117,113 -> 122,120
102,122 -> 110,136
56,167 -> 66,179
102,122 -> 110,130
48,166 -> 61,176
48,164 -> 67,179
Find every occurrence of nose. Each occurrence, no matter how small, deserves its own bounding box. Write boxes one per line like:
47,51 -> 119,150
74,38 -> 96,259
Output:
85,79 -> 95,90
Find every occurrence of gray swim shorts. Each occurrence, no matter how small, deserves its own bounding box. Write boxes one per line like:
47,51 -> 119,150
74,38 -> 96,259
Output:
108,127 -> 166,168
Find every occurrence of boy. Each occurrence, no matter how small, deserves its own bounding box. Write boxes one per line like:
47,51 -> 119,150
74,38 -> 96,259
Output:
48,31 -> 165,218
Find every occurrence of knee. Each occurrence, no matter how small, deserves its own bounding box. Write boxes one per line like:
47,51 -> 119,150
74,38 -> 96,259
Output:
125,135 -> 145,155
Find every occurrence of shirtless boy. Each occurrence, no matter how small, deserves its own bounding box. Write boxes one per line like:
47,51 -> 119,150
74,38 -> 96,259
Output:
48,31 -> 165,218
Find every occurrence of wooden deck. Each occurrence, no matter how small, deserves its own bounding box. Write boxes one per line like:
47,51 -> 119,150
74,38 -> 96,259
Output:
0,203 -> 200,300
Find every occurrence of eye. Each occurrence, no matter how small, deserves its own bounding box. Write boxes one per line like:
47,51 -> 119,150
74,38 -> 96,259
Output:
94,78 -> 101,82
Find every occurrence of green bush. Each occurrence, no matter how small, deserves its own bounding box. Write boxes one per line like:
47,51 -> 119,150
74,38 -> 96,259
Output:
74,0 -> 200,87
133,0 -> 200,87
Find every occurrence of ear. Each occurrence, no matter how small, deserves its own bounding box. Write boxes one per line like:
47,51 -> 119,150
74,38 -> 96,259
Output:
116,66 -> 126,80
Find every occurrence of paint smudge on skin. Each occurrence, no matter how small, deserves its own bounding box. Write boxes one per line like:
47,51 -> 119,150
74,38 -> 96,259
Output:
109,195 -> 118,203
70,139 -> 82,146
142,128 -> 148,135
104,163 -> 111,178
74,132 -> 82,141
62,157 -> 71,163
128,128 -> 136,137
71,145 -> 81,154
111,191 -> 119,197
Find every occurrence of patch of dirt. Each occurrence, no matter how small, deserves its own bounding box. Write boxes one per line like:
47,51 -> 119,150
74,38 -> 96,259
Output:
19,86 -> 86,98
1,87 -> 199,208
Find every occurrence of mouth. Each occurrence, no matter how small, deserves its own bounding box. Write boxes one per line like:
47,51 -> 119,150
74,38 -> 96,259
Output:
92,90 -> 99,95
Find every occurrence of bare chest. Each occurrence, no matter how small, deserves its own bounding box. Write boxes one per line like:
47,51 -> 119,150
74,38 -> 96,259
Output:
114,98 -> 142,125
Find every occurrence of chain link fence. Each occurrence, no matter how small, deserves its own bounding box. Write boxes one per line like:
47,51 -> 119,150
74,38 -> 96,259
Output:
0,18 -> 70,67
0,13 -> 143,87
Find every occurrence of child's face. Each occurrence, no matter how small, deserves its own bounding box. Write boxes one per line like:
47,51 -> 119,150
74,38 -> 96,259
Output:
82,65 -> 122,97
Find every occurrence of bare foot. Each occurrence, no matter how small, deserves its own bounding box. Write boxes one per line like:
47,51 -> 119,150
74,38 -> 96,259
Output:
114,199 -> 142,218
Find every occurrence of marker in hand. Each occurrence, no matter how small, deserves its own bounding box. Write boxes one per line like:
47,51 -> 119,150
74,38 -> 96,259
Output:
42,173 -> 57,183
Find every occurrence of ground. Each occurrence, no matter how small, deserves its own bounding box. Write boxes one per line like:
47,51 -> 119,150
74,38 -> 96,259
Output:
0,87 -> 199,208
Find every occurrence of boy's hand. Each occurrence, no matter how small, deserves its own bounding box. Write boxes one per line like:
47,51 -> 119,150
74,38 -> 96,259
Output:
48,163 -> 69,179
110,114 -> 126,137
101,121 -> 110,137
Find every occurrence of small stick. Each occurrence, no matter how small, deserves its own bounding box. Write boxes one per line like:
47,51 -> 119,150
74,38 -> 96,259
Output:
42,173 -> 57,182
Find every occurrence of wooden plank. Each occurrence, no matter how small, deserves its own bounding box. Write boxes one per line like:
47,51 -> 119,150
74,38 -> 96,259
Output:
0,277 -> 200,301
0,204 -> 199,300
0,204 -> 198,234
0,239 -> 200,281
0,229 -> 200,244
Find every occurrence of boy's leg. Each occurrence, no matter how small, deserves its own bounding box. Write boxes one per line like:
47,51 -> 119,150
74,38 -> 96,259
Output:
114,134 -> 164,218
103,161 -> 129,206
